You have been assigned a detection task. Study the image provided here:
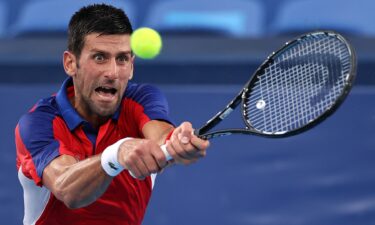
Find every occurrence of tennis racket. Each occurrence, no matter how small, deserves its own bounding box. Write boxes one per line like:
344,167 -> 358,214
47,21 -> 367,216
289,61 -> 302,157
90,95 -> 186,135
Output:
129,30 -> 356,179
159,30 -> 356,161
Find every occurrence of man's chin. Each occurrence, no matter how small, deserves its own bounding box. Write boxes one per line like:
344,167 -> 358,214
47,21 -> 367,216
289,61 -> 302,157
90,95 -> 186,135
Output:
93,103 -> 119,117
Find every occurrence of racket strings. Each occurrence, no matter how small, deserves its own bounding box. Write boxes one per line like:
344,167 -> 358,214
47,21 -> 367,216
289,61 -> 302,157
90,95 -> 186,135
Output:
246,33 -> 351,134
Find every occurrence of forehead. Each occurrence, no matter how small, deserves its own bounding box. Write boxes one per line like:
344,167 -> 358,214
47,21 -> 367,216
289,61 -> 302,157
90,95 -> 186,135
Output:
83,33 -> 131,53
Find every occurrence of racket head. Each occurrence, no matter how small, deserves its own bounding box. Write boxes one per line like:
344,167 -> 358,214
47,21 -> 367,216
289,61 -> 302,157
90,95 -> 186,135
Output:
241,30 -> 356,137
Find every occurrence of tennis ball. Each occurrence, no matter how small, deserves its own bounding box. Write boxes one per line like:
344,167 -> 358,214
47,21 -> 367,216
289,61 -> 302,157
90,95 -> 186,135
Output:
131,27 -> 162,59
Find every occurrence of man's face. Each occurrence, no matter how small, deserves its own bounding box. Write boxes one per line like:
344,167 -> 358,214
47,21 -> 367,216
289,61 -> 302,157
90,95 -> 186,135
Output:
66,33 -> 134,121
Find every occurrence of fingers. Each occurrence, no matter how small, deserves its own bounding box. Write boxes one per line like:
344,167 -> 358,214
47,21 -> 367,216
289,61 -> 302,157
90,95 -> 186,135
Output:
165,122 -> 210,165
179,122 -> 193,144
190,134 -> 210,151
117,139 -> 168,179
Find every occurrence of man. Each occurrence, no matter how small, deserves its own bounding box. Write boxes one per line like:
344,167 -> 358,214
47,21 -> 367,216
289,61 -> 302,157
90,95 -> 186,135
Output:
15,4 -> 209,225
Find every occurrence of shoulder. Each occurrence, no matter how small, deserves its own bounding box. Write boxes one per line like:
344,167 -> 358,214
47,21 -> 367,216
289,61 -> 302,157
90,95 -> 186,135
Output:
124,82 -> 164,99
123,82 -> 168,107
16,96 -> 63,182
17,96 -> 60,143
19,95 -> 59,124
119,82 -> 173,125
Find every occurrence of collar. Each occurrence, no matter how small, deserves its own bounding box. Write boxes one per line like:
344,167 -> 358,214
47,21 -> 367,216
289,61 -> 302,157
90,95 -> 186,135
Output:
56,77 -> 121,131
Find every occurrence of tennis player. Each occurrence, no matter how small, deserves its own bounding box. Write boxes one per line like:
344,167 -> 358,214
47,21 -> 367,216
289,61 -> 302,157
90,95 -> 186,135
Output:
15,4 -> 209,225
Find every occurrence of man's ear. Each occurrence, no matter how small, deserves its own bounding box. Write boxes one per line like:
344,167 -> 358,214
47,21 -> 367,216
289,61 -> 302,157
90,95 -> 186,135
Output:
129,71 -> 133,80
129,55 -> 135,80
63,51 -> 77,77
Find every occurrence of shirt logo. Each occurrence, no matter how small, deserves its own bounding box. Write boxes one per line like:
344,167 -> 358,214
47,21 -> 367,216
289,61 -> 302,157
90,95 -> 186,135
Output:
108,162 -> 118,171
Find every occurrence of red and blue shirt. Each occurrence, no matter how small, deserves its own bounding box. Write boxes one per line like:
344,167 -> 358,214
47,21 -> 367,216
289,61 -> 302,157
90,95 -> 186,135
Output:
15,78 -> 173,225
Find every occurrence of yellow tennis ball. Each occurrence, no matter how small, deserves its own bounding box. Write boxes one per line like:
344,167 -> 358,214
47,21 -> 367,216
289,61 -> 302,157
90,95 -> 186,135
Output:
131,27 -> 162,59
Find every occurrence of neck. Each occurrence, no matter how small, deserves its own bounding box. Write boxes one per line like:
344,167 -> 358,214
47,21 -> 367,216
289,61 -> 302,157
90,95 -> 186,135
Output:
70,96 -> 109,130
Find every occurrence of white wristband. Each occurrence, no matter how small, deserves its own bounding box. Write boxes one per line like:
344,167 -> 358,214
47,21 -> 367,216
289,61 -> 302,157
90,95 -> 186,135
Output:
101,138 -> 132,177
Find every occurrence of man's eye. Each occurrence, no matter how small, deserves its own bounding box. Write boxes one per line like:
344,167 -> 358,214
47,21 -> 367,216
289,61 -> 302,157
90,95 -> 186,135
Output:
117,55 -> 130,63
94,54 -> 105,61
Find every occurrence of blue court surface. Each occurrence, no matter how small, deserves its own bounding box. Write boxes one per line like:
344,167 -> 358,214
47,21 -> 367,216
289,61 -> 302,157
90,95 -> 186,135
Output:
1,84 -> 374,225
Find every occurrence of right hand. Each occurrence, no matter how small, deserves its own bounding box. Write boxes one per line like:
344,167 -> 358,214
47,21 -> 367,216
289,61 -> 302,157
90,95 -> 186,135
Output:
117,138 -> 169,179
164,122 -> 210,165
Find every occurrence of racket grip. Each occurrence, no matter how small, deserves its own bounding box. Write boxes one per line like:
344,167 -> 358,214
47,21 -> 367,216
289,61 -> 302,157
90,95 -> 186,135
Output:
193,129 -> 205,139
129,144 -> 172,178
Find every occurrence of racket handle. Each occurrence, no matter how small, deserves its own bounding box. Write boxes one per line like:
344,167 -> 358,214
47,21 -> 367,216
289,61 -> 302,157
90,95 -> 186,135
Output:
129,144 -> 172,178
193,129 -> 206,139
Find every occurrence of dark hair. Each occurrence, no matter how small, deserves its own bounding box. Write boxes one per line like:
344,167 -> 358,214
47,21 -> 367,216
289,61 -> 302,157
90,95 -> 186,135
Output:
67,4 -> 133,58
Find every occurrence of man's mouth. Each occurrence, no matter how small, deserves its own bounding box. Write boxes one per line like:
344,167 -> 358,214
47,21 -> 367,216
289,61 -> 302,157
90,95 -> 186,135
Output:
95,86 -> 117,94
95,86 -> 118,100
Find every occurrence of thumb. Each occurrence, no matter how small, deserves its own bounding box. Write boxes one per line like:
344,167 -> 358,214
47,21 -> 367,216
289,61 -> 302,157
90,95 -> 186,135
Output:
178,122 -> 193,144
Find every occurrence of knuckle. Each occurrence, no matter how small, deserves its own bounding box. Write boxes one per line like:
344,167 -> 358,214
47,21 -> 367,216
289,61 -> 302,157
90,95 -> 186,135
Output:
148,163 -> 159,173
123,156 -> 133,166
132,149 -> 143,159
180,121 -> 192,130
150,168 -> 159,174
156,154 -> 167,166
139,139 -> 151,148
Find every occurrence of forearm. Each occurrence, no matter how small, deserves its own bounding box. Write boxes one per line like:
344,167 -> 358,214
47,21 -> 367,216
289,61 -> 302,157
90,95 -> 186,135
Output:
43,155 -> 112,209
142,120 -> 174,145
44,120 -> 175,208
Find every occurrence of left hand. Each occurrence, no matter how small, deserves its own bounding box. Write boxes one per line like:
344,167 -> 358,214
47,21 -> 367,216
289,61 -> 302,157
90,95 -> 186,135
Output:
165,122 -> 210,165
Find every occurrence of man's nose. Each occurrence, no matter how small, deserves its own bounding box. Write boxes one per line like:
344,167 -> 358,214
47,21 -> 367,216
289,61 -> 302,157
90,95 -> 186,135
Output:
105,58 -> 119,79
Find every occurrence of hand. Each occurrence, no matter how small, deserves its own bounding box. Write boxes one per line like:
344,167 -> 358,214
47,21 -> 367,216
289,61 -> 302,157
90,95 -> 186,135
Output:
165,122 -> 210,165
117,139 -> 168,179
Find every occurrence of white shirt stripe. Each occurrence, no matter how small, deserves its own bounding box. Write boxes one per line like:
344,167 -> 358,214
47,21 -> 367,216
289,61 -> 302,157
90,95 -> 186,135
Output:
18,167 -> 50,225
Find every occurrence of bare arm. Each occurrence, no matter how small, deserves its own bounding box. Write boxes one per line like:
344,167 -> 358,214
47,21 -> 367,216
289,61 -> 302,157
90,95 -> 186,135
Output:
41,120 -> 174,208
42,154 -> 112,209
142,120 -> 175,144
42,120 -> 209,208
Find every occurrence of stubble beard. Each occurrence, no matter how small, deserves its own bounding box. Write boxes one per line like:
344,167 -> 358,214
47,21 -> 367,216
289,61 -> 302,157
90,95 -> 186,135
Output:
85,94 -> 121,118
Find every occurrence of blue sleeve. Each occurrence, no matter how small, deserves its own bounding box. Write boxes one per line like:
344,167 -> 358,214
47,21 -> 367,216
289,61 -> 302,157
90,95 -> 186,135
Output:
17,109 -> 61,179
125,83 -> 175,125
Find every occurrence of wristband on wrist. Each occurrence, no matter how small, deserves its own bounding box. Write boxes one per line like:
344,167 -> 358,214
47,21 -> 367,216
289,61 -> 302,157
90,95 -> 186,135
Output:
101,138 -> 133,177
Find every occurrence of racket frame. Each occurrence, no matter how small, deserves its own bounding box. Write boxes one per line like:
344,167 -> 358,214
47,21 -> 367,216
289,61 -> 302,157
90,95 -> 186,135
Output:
195,31 -> 357,139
